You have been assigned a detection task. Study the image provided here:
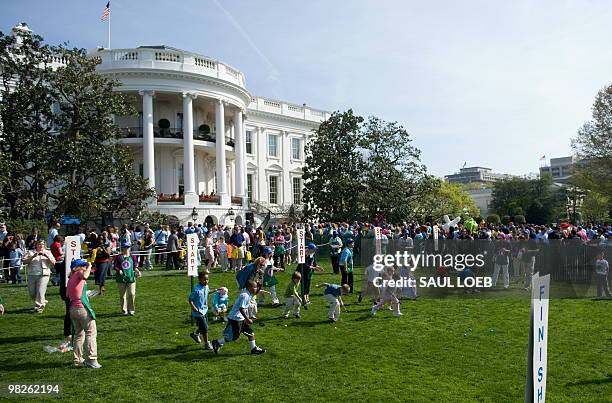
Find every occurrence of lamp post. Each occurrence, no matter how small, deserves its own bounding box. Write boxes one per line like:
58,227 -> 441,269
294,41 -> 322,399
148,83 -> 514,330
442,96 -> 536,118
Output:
227,207 -> 235,219
191,207 -> 198,223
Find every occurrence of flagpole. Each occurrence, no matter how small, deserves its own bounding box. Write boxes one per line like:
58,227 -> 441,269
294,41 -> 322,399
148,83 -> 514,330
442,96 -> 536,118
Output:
108,4 -> 111,49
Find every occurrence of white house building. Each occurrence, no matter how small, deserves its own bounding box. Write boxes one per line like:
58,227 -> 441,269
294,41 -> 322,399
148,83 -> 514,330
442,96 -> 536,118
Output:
91,45 -> 330,226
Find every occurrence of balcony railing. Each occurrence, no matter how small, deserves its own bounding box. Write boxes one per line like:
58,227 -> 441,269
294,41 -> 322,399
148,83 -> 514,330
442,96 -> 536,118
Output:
157,194 -> 183,203
95,47 -> 246,88
119,127 -> 234,146
199,195 -> 220,204
231,196 -> 243,205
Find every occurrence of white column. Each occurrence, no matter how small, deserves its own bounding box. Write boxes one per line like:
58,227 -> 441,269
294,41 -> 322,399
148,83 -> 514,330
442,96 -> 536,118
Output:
182,92 -> 198,205
140,90 -> 156,204
282,130 -> 291,205
241,113 -> 249,207
215,99 -> 229,205
234,109 -> 246,199
256,127 -> 267,203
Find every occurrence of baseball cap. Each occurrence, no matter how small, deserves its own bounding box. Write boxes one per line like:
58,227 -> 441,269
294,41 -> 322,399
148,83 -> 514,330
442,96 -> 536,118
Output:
307,243 -> 317,250
263,246 -> 273,255
70,259 -> 88,270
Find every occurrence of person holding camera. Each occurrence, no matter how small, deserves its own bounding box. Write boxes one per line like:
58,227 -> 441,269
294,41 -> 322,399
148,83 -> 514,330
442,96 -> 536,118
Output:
23,240 -> 56,313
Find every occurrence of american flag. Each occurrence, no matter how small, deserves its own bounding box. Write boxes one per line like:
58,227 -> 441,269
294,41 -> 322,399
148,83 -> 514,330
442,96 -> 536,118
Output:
101,2 -> 110,22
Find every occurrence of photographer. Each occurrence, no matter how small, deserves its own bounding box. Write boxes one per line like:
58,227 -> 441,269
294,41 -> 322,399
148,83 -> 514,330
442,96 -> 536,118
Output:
23,240 -> 56,313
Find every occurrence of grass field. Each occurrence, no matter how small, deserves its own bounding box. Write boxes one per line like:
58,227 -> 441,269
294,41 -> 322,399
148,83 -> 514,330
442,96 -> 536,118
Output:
0,259 -> 610,402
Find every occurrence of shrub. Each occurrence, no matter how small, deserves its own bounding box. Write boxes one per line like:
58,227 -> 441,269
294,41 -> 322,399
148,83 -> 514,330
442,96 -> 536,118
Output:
513,215 -> 526,224
486,214 -> 501,224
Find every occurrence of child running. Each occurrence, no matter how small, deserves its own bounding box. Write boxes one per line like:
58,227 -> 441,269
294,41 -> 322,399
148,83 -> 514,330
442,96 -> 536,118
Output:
300,243 -> 324,307
211,287 -> 229,322
371,267 -> 402,317
189,272 -> 213,350
283,271 -> 302,318
259,246 -> 282,306
211,280 -> 266,355
316,282 -> 350,323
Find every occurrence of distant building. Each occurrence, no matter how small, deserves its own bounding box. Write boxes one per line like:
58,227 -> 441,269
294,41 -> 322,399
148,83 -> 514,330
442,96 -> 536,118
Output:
539,156 -> 578,184
444,166 -> 514,184
467,188 -> 493,216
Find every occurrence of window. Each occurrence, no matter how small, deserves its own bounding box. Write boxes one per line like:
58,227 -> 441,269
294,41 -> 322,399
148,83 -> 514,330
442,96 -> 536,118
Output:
268,134 -> 278,157
178,163 -> 184,196
269,176 -> 278,204
246,130 -> 253,154
291,138 -> 301,160
176,113 -> 183,131
292,177 -> 302,205
247,174 -> 254,201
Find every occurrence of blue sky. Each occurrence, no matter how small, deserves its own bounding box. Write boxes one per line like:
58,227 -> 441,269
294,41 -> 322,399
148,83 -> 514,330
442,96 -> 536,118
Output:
2,0 -> 611,177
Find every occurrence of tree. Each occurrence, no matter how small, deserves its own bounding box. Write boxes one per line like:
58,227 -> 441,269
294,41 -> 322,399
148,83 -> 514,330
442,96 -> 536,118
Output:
491,176 -> 564,224
302,110 -> 365,221
486,214 -> 501,224
0,28 -> 154,221
571,84 -> 612,198
580,191 -> 610,223
415,179 -> 480,222
0,29 -> 57,218
302,110 -> 438,223
359,116 -> 436,222
48,46 -> 154,220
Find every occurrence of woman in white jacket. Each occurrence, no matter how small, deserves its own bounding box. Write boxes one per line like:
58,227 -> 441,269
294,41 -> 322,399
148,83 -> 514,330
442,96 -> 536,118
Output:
23,240 -> 56,313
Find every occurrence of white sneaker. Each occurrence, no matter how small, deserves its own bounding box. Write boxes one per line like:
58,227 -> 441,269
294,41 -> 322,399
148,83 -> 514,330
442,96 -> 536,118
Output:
393,312 -> 403,317
371,308 -> 377,316
85,361 -> 102,369
283,313 -> 289,319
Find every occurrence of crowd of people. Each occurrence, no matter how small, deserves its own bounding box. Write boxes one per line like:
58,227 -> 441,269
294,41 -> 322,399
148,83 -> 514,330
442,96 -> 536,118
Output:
0,217 -> 610,366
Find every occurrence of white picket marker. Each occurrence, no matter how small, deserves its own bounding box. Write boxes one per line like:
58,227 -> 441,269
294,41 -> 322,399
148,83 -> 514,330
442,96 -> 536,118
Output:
64,235 -> 81,285
525,272 -> 550,403
186,233 -> 198,277
297,228 -> 305,264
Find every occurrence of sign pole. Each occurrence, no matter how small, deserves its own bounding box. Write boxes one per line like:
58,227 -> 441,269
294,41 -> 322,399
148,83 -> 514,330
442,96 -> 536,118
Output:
525,272 -> 550,403
186,233 -> 198,325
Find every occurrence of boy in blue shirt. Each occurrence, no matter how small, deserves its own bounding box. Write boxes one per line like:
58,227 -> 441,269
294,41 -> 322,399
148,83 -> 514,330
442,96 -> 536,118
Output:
316,282 -> 350,322
212,280 -> 266,355
339,239 -> 355,293
9,241 -> 24,284
211,287 -> 229,322
189,272 -> 214,350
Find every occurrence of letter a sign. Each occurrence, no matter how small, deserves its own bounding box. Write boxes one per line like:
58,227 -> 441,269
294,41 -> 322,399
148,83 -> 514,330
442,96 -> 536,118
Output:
525,272 -> 550,403
187,233 -> 198,277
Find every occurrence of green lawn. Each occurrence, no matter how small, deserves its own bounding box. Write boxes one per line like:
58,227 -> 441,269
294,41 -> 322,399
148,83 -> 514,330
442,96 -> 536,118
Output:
0,260 -> 610,402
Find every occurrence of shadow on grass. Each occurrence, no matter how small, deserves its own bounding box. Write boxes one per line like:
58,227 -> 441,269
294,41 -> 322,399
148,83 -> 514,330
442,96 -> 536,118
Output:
105,345 -> 243,362
7,307 -> 37,314
0,334 -> 58,345
288,319 -> 334,327
566,376 -> 611,386
0,361 -> 69,372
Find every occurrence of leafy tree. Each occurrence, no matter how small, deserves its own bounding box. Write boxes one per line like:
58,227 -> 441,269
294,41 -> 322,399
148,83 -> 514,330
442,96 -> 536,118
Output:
486,214 -> 501,224
359,116 -> 436,222
416,179 -> 480,222
0,29 -> 56,218
491,176 -> 564,224
49,46 -> 154,220
302,110 -> 365,221
0,28 -> 154,221
571,84 -> 612,197
580,191 -> 610,223
303,111 -> 439,223
513,214 -> 526,224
